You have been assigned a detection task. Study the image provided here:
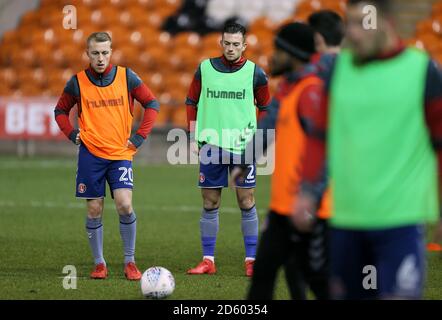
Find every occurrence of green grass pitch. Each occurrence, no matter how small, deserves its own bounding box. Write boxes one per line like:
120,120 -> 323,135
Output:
0,156 -> 441,299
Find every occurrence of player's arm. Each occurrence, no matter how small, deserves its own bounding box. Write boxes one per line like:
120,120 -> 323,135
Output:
236,97 -> 279,172
296,58 -> 336,209
253,65 -> 271,120
424,59 -> 442,242
298,82 -> 328,204
54,76 -> 80,144
292,83 -> 329,232
238,67 -> 273,163
126,68 -> 160,149
186,65 -> 202,151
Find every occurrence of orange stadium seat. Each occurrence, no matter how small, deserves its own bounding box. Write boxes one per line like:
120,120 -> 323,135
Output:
81,0 -> 105,9
148,72 -> 166,93
168,47 -> 200,72
136,51 -> 157,72
30,68 -> 49,89
118,9 -> 145,30
201,33 -> 221,51
170,105 -> 187,128
0,67 -> 18,89
109,0 -> 131,10
133,0 -> 158,10
0,43 -> 17,67
174,32 -> 201,50
248,17 -> 277,35
143,47 -> 167,70
0,85 -> 13,96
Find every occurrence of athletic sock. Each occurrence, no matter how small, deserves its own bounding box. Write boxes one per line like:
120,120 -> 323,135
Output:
86,217 -> 105,265
241,205 -> 258,259
200,207 -> 219,259
119,211 -> 137,265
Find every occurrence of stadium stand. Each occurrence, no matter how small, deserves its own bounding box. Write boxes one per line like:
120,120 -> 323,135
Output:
0,0 -> 440,130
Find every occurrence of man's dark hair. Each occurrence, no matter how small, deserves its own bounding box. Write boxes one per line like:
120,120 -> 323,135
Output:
308,10 -> 344,46
222,22 -> 246,38
347,0 -> 393,14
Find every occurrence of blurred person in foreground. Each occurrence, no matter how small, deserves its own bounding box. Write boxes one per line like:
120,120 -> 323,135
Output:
293,0 -> 442,299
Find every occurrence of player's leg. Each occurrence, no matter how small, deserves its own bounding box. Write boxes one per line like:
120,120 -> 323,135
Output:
329,227 -> 375,299
201,187 -> 222,261
187,188 -> 222,274
370,225 -> 425,299
188,144 -> 225,274
283,224 -> 313,300
233,164 -> 258,276
76,144 -> 109,279
247,211 -> 290,299
86,199 -> 105,264
107,160 -> 141,280
305,218 -> 330,300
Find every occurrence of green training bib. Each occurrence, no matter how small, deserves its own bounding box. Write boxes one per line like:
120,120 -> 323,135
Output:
329,48 -> 438,229
196,59 -> 256,154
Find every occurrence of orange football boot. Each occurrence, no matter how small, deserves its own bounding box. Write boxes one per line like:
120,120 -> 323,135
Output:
187,259 -> 216,275
245,260 -> 254,277
90,263 -> 108,279
427,242 -> 442,252
124,262 -> 142,280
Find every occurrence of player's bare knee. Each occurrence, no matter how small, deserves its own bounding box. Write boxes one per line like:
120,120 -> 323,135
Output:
203,195 -> 220,210
203,198 -> 220,210
116,201 -> 133,215
238,194 -> 255,210
87,200 -> 103,218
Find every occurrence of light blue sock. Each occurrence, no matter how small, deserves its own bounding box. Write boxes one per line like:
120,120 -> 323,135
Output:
200,208 -> 219,257
241,205 -> 258,259
86,217 -> 105,265
119,211 -> 137,265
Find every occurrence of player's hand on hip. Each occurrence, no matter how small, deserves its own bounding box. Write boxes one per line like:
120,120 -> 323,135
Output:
127,140 -> 137,151
229,166 -> 246,189
75,132 -> 80,145
291,192 -> 316,233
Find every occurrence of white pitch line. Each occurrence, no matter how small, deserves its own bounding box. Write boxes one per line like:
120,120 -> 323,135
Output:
0,160 -> 76,169
0,200 -> 241,214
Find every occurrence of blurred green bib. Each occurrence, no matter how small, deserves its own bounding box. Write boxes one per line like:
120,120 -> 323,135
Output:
329,48 -> 438,229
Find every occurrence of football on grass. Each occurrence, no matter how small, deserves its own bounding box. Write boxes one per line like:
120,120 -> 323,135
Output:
140,266 -> 175,299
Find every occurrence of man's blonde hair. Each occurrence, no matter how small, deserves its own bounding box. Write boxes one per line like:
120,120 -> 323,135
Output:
86,32 -> 112,47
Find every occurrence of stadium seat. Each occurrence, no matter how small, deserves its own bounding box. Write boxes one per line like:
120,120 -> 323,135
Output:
82,0 -> 105,9
148,72 -> 166,93
0,84 -> 13,96
170,105 -> 187,128
154,103 -> 173,126
0,67 -> 18,90
174,32 -> 201,50
109,0 -> 131,10
169,47 -> 199,72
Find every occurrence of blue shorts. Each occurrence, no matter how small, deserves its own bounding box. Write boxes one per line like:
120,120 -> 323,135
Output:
198,144 -> 256,188
330,225 -> 425,299
76,144 -> 134,199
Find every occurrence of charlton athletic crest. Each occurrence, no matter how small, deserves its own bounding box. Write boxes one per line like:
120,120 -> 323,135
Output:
78,183 -> 87,194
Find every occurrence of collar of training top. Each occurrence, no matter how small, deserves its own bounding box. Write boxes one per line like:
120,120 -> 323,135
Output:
87,64 -> 114,78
